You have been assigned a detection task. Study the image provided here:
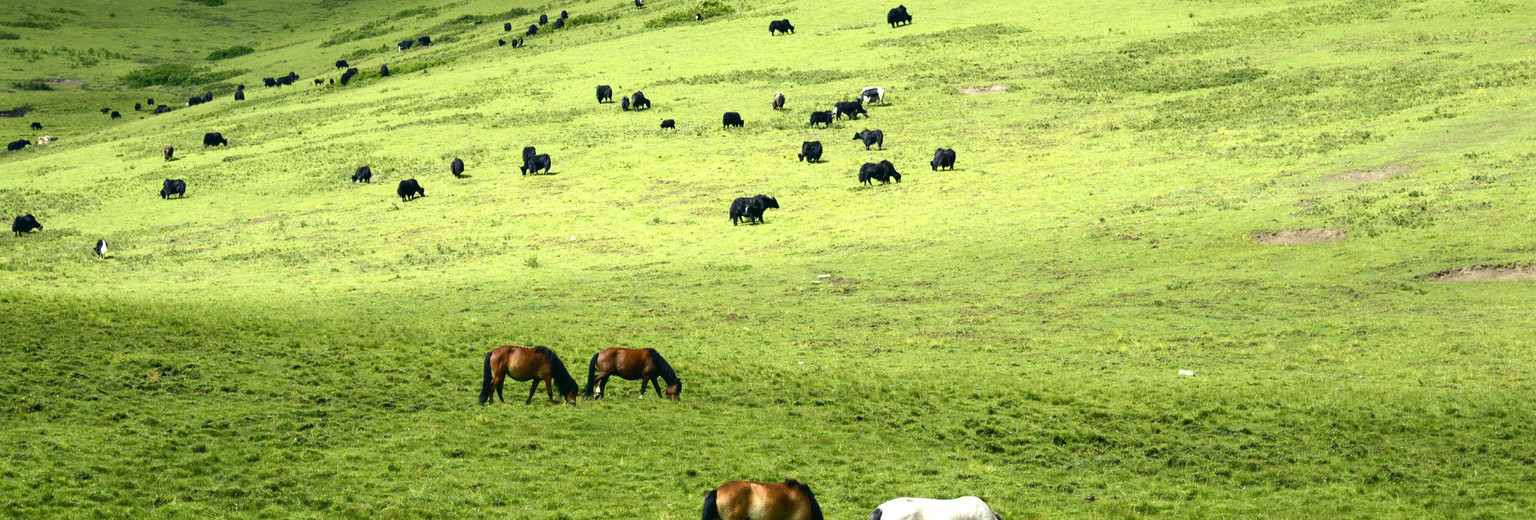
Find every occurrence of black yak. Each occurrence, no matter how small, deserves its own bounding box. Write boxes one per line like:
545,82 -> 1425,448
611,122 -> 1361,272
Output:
887,5 -> 912,28
8,139 -> 31,151
809,111 -> 834,128
521,154 -> 552,175
12,214 -> 42,236
335,60 -> 349,69
203,132 -> 228,147
340,67 -> 359,85
353,166 -> 372,183
930,148 -> 956,171
798,141 -> 823,163
723,112 -> 744,128
769,19 -> 794,35
631,91 -> 651,110
398,179 -> 425,201
451,157 -> 465,178
854,129 -> 884,150
160,179 -> 187,199
834,100 -> 868,120
597,85 -> 614,103
729,195 -> 779,225
661,119 -> 675,129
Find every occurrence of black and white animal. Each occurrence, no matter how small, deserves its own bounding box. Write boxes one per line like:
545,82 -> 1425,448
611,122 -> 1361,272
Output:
163,145 -> 174,161
729,195 -> 779,225
809,111 -> 834,128
634,0 -> 644,7
7,139 -> 30,151
798,141 -> 823,163
30,122 -> 42,130
527,24 -> 539,36
450,157 -> 465,178
834,101 -> 868,120
521,154 -> 552,175
203,132 -> 228,147
631,91 -> 651,110
772,92 -> 785,110
380,64 -> 390,77
660,119 -> 675,129
887,5 -> 912,28
12,214 -> 42,236
398,40 -> 415,51
858,161 -> 901,184
335,60 -> 350,69
854,129 -> 884,150
352,166 -> 372,183
597,85 -> 614,103
769,19 -> 795,35
861,87 -> 885,104
340,67 -> 360,85
398,179 -> 425,201
160,179 -> 187,199
94,239 -> 107,257
930,148 -> 956,171
723,112 -> 744,128
621,96 -> 631,111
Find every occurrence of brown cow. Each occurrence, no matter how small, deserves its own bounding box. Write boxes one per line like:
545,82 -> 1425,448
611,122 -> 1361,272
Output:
163,145 -> 174,161
314,78 -> 325,86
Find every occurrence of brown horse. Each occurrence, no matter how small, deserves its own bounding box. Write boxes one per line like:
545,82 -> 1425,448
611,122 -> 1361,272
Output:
703,480 -> 824,520
583,347 -> 682,401
478,345 -> 580,405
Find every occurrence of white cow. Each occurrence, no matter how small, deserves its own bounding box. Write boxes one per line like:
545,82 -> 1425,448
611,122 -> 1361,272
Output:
870,496 -> 1001,520
36,136 -> 56,145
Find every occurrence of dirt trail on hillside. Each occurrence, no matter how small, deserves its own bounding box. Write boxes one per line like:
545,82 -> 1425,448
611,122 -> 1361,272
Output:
1252,229 -> 1345,245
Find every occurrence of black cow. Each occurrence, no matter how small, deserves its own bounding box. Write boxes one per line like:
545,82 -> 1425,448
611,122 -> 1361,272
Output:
7,139 -> 29,151
769,19 -> 794,35
418,36 -> 432,47
30,122 -> 41,130
399,40 -> 415,51
187,96 -> 203,107
147,98 -> 155,105
631,91 -> 651,110
521,154 -> 552,175
540,14 -> 548,25
621,96 -> 631,111
729,195 -> 779,225
554,18 -> 564,29
498,39 -> 506,46
858,162 -> 900,184
203,91 -> 214,103
155,105 -> 170,114
111,111 -> 121,119
263,77 -> 277,87
12,214 -> 42,236
505,22 -> 513,32
203,132 -> 228,147
561,10 -> 569,19
772,92 -> 785,110
798,141 -> 823,163
100,108 -> 111,114
380,64 -> 390,77
451,157 -> 465,178
353,166 -> 372,183
135,102 -> 142,111
809,111 -> 833,128
234,90 -> 245,101
522,146 -> 537,166
930,148 -> 956,171
160,179 -> 187,199
854,129 -> 884,150
335,60 -> 349,69
340,67 -> 360,85
597,85 -> 613,103
834,101 -> 868,120
661,119 -> 675,129
528,24 -> 539,36
634,0 -> 644,8
723,112 -> 744,128
887,5 -> 912,28
398,179 -> 424,201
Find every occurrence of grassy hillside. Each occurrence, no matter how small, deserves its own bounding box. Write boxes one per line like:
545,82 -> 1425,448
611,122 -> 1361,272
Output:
3,0 -> 1536,518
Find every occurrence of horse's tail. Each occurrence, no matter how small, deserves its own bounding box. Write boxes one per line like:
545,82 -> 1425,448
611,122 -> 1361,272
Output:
583,352 -> 600,397
477,352 -> 493,405
701,489 -> 721,520
869,508 -> 883,520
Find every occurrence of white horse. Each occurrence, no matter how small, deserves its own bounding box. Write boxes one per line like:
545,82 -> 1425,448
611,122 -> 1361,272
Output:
870,496 -> 1001,520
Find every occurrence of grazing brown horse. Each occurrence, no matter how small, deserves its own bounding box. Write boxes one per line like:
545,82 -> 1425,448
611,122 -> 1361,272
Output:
583,347 -> 682,401
478,345 -> 580,405
703,480 -> 824,520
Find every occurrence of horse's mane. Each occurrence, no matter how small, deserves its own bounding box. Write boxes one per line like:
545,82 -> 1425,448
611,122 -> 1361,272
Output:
535,346 -> 581,395
649,348 -> 680,385
784,480 -> 824,520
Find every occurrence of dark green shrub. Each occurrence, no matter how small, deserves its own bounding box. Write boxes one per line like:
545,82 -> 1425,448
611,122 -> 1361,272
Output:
185,0 -> 226,6
645,0 -> 734,28
0,31 -> 19,40
206,45 -> 254,61
12,81 -> 52,91
120,64 -> 243,87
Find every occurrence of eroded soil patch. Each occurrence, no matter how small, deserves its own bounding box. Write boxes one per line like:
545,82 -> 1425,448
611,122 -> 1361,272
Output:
960,85 -> 1008,95
1252,229 -> 1345,245
1330,163 -> 1410,183
1431,264 -> 1536,282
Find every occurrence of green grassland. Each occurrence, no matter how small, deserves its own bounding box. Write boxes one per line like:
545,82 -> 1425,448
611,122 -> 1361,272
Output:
3,0 -> 1536,518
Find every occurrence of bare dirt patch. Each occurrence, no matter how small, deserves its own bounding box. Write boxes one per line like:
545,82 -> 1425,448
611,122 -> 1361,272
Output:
33,79 -> 82,86
1252,229 -> 1346,245
1329,163 -> 1410,183
959,85 -> 1007,95
1430,264 -> 1536,282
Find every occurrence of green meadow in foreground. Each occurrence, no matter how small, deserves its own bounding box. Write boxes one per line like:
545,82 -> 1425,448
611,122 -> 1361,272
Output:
3,0 -> 1535,518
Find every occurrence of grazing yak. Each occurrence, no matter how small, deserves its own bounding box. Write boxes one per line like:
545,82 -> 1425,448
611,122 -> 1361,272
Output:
451,158 -> 465,178
634,0 -> 645,7
723,112 -> 744,128
352,166 -> 372,183
314,78 -> 326,86
335,60 -> 349,69
528,24 -> 539,36
540,14 -> 549,25
203,132 -> 228,147
729,195 -> 779,225
772,92 -> 785,110
12,215 -> 42,237
398,40 -> 415,51
554,18 -> 565,29
887,5 -> 912,28
187,96 -> 204,107
661,119 -> 675,129
631,91 -> 651,110
160,179 -> 187,199
380,64 -> 390,76
809,111 -> 834,128
505,22 -> 513,32
854,129 -> 884,150
522,146 -> 538,166
621,96 -> 631,111
834,100 -> 868,120
597,85 -> 614,103
799,141 -> 823,163
859,161 -> 901,184
7,139 -> 29,151
521,154 -> 552,175
263,77 -> 277,87
111,111 -> 122,119
562,10 -> 569,19
36,136 -> 55,145
418,36 -> 432,47
499,38 -> 507,46
340,67 -> 360,85
234,89 -> 245,101
135,102 -> 142,111
147,98 -> 155,105
769,19 -> 795,35
931,148 -> 956,171
100,108 -> 111,114
30,122 -> 41,130
398,179 -> 425,201
162,145 -> 174,161
861,87 -> 885,104
203,91 -> 214,103
154,105 -> 171,114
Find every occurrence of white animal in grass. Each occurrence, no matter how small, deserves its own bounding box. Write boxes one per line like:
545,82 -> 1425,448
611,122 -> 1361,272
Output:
870,496 -> 1001,520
